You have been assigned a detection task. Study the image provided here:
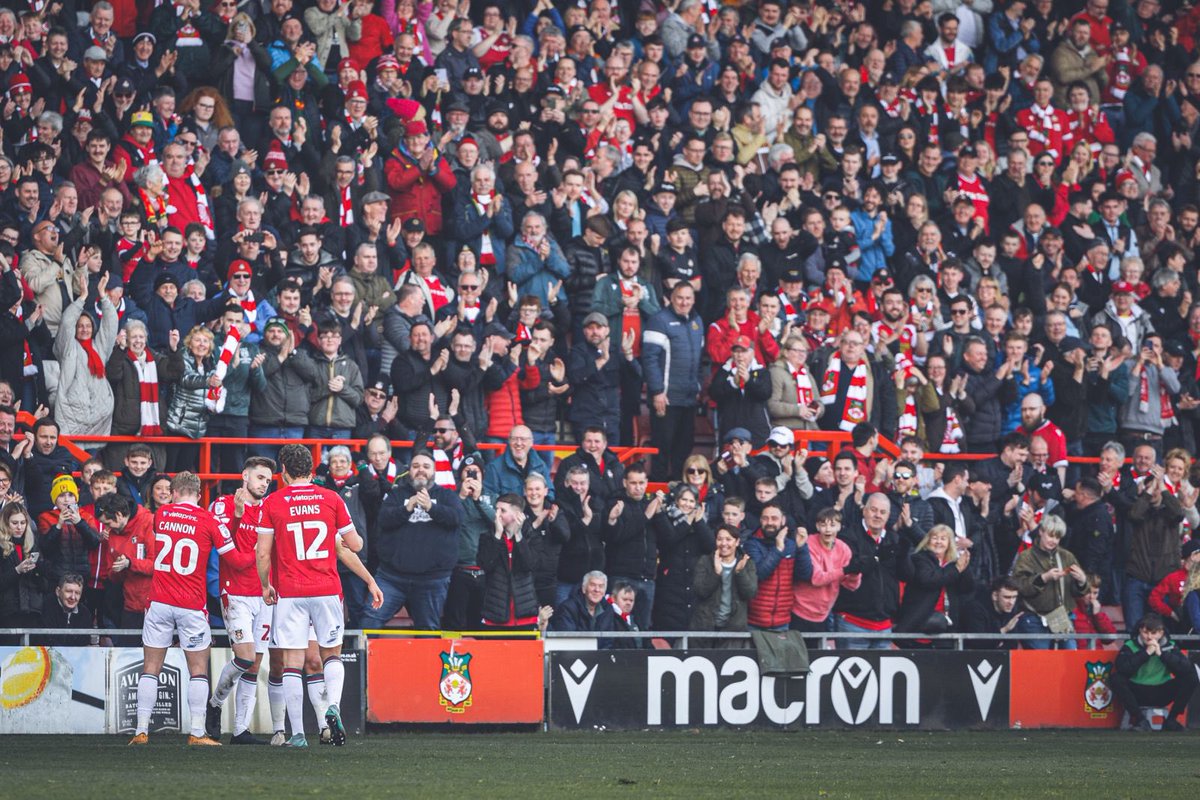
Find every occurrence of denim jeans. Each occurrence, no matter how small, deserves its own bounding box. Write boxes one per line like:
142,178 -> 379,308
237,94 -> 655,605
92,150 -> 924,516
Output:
359,570 -> 451,630
1123,576 -> 1156,634
833,615 -> 892,649
307,425 -> 351,440
611,576 -> 655,631
249,425 -> 305,460
530,430 -> 557,472
555,582 -> 578,608
1013,609 -> 1077,650
341,572 -> 367,629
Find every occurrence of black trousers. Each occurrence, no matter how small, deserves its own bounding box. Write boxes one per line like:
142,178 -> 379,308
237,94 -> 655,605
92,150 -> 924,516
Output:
649,405 -> 696,483
441,566 -> 486,631
1111,670 -> 1198,719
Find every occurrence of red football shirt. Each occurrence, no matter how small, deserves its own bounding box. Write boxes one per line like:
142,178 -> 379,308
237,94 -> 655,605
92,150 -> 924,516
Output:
149,501 -> 234,611
1020,419 -> 1069,470
211,494 -> 265,598
256,482 -> 353,598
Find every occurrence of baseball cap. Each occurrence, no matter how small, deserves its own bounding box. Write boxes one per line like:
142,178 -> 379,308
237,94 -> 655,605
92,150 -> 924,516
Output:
464,66 -> 484,80
263,317 -> 290,334
652,182 -> 677,195
1028,471 -> 1061,499
1111,280 -> 1136,295
686,33 -> 705,49
402,218 -> 425,234
731,335 -> 753,350
781,268 -> 804,283
114,77 -> 135,95
959,144 -> 979,158
880,153 -> 901,166
872,268 -> 893,284
1183,539 -> 1200,560
767,426 -> 794,447
582,312 -> 609,328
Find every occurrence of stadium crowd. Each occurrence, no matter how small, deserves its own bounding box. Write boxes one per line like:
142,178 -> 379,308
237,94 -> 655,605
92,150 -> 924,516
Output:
1,0 -> 1200,689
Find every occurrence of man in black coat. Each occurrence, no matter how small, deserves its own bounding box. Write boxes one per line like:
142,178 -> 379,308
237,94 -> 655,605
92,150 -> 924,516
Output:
971,432 -> 1033,516
360,452 -> 463,630
959,336 -> 1019,453
554,427 -> 625,505
478,494 -> 542,627
834,493 -> 910,648
1063,477 -> 1116,591
567,313 -> 640,445
24,419 -> 80,518
601,465 -> 661,630
961,576 -> 1024,650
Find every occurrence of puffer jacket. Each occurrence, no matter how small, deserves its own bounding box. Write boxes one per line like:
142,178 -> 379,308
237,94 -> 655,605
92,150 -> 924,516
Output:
53,296 -> 118,438
1127,493 -> 1185,585
562,238 -> 610,324
651,508 -> 715,631
642,306 -> 705,408
1012,542 -> 1088,615
506,237 -> 570,306
525,510 -> 570,604
745,529 -> 811,629
960,363 -> 1017,450
384,145 -> 457,236
478,532 -> 540,624
308,351 -> 365,429
250,343 -> 322,427
164,349 -> 215,439
211,336 -> 267,419
484,359 -> 533,440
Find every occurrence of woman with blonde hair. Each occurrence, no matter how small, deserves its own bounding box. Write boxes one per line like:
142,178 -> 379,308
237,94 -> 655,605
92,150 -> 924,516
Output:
212,12 -> 273,142
678,454 -> 724,525
896,524 -> 974,641
164,326 -> 218,469
0,503 -> 40,628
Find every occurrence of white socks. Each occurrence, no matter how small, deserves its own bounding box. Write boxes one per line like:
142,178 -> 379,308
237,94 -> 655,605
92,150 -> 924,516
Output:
282,668 -> 305,738
233,670 -> 258,736
135,673 -> 157,735
187,676 -> 210,737
323,656 -> 344,710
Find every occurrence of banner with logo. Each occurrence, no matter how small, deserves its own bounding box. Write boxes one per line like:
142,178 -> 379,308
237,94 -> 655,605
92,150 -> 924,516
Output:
0,646 -> 107,733
1008,651 -> 1122,729
367,638 -> 543,724
548,649 -> 1010,730
110,647 -> 192,734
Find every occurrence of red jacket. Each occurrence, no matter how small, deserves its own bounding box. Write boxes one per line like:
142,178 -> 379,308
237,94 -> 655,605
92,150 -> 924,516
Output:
1073,598 -> 1117,647
485,363 -> 539,439
106,508 -> 157,612
81,505 -> 115,590
1150,567 -> 1187,617
746,529 -> 796,629
384,146 -> 457,236
705,311 -> 781,371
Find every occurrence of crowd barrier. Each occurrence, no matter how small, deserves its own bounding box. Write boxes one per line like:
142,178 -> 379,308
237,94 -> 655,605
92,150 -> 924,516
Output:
3,630 -> 1197,733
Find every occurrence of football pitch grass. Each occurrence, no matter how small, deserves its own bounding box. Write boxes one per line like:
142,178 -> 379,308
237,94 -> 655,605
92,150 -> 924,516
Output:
3,730 -> 1195,798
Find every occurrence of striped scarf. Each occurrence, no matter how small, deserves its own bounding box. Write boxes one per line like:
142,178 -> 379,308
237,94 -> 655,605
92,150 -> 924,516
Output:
940,390 -> 963,453
205,327 -> 242,413
339,184 -> 354,227
186,161 -> 214,239
13,302 -> 35,377
471,192 -> 496,265
367,459 -> 398,485
820,355 -> 868,431
897,391 -> 918,439
432,441 -> 463,489
128,349 -> 162,435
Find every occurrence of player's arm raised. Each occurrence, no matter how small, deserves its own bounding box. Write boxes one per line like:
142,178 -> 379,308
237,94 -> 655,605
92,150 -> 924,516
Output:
335,535 -> 382,609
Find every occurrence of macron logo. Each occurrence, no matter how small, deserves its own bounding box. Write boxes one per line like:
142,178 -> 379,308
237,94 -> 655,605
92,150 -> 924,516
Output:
559,659 -> 599,724
967,659 -> 1003,720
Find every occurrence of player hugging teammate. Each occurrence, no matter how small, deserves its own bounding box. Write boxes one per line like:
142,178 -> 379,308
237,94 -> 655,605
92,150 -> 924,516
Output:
128,445 -> 381,747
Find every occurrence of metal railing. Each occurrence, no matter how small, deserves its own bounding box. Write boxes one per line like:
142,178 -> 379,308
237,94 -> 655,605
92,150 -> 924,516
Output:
543,630 -> 1200,649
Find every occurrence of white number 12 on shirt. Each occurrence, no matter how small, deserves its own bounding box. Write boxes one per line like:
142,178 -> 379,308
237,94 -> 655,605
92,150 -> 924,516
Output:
287,520 -> 329,561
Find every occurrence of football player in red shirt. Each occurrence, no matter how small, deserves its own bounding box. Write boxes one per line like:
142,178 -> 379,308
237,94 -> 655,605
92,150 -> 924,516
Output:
129,472 -> 239,746
203,456 -> 275,745
257,444 -> 381,747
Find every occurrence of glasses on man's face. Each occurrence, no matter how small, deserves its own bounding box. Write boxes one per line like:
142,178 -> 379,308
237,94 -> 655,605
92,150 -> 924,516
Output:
434,427 -> 454,434
459,284 -> 479,291
266,169 -> 284,176
366,389 -> 386,398
231,273 -> 251,281
952,308 -> 970,316
893,472 -> 914,480
178,139 -> 197,147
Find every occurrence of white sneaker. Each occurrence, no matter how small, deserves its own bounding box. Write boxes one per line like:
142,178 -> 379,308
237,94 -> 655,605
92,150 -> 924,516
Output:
269,730 -> 287,747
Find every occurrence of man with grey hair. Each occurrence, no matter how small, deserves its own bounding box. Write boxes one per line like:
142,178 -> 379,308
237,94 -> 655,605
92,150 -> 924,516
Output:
661,0 -> 705,60
834,492 -> 907,649
1126,131 -> 1163,198
451,162 -> 514,272
551,569 -> 615,632
507,211 -> 569,307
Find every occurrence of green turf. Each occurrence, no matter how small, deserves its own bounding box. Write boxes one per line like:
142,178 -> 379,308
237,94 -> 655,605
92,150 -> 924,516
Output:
3,730 -> 1196,798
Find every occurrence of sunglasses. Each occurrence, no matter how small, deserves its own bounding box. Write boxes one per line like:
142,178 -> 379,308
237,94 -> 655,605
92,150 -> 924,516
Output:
434,427 -> 454,434
231,273 -> 251,279
893,472 -> 914,480
459,284 -> 480,290
266,169 -> 285,176
686,467 -> 706,474
951,308 -> 970,315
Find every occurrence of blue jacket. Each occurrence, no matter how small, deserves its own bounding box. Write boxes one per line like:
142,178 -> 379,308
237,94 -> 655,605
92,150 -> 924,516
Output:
375,483 -> 464,579
850,208 -> 894,282
1000,358 -> 1056,434
641,306 -> 704,407
1085,361 -> 1130,436
984,12 -> 1039,73
506,237 -> 570,307
448,190 -> 515,274
482,449 -> 554,501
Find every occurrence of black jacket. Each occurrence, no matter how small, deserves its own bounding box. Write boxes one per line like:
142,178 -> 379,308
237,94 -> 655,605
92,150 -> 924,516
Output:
562,238 -> 610,324
523,509 -> 570,605
959,364 -> 1016,449
708,362 -> 772,446
375,483 -> 464,580
554,449 -> 625,504
555,490 -> 606,584
602,495 -> 656,581
894,550 -> 975,633
1063,499 -> 1115,581
25,446 -> 80,518
551,588 -> 616,633
651,509 -> 715,631
478,532 -> 540,625
835,512 -> 909,624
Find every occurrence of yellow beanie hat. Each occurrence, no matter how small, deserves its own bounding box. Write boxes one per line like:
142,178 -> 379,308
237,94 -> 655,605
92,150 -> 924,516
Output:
51,474 -> 79,502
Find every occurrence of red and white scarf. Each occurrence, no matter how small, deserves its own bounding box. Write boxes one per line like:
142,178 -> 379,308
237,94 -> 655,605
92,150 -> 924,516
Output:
423,274 -> 450,311
778,291 -> 801,322
204,327 -> 242,413
820,355 -> 869,431
234,289 -> 258,331
432,441 -> 463,489
789,362 -> 813,406
367,458 -> 398,485
186,161 -> 214,239
13,302 -> 35,377
1139,367 -> 1177,427
940,390 -> 963,453
871,320 -> 916,375
471,191 -> 496,265
898,391 -> 918,439
339,184 -> 354,226
141,189 -> 168,228
128,349 -> 162,435
723,356 -> 761,390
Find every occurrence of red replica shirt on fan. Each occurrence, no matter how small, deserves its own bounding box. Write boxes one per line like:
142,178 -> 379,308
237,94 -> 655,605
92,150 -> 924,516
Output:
150,501 -> 234,610
211,494 -> 265,598
256,482 -> 353,598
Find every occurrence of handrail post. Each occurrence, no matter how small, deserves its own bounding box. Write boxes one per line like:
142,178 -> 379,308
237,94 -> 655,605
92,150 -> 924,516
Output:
199,440 -> 212,505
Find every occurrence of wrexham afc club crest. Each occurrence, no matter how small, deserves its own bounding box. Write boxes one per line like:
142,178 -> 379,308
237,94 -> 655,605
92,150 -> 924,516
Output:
1084,661 -> 1114,717
439,649 -> 473,713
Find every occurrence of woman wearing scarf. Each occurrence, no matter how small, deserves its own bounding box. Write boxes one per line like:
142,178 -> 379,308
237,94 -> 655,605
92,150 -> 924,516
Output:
53,271 -> 118,448
104,319 -> 169,471
164,325 -> 218,470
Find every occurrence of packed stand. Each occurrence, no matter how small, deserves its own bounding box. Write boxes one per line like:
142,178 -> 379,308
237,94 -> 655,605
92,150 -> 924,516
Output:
1,0 -> 1199,703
